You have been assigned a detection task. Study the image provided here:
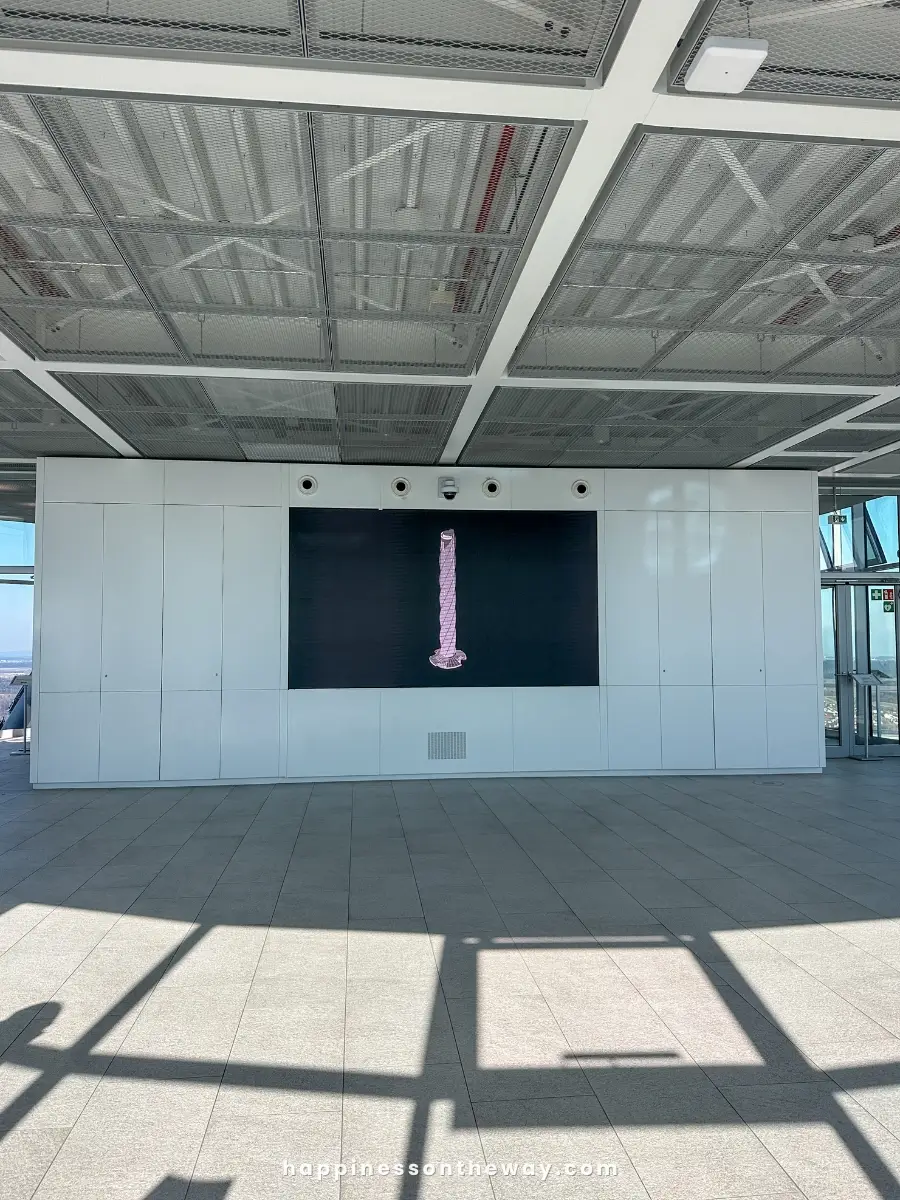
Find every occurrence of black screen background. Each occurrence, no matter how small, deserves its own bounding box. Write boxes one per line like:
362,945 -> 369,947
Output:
288,508 -> 599,689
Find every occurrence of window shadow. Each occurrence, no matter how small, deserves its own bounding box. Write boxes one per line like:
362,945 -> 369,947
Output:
1,762 -> 900,1197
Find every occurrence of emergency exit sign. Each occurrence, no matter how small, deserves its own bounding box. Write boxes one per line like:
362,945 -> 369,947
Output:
828,513 -> 848,525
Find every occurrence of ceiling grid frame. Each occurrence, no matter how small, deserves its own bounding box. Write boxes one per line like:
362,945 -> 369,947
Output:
3,3 -> 900,470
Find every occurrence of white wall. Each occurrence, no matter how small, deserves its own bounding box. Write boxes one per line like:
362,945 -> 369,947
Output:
32,460 -> 823,785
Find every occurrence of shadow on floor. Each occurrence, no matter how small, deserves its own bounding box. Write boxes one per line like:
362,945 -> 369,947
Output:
2,756 -> 900,1196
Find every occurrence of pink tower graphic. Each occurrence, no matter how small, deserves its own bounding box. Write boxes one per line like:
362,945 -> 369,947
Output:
429,529 -> 466,670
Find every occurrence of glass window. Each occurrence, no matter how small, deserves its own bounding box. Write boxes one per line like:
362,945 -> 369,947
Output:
865,496 -> 900,572
0,521 -> 34,720
819,507 -> 854,570
0,522 -> 34,567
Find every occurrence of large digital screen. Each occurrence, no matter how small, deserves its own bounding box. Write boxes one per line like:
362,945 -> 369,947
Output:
288,508 -> 599,689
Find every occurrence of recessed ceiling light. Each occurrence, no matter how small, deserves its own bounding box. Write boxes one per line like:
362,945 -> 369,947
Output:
684,36 -> 769,94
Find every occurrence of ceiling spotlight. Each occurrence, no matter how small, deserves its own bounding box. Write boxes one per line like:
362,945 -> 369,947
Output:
684,36 -> 768,94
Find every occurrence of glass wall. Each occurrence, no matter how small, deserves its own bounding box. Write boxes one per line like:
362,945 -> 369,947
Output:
0,520 -> 34,720
821,491 -> 900,754
865,584 -> 899,743
820,494 -> 900,573
822,587 -> 839,742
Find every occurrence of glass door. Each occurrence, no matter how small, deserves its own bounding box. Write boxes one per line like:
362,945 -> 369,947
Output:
822,586 -> 845,753
859,583 -> 899,752
822,582 -> 900,757
823,584 -> 853,756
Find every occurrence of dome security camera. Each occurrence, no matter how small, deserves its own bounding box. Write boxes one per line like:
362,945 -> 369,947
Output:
438,476 -> 459,501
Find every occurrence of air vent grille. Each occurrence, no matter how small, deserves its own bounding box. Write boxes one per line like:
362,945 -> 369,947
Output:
428,731 -> 467,761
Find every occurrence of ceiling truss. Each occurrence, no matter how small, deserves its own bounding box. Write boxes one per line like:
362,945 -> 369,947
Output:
2,2 -> 900,474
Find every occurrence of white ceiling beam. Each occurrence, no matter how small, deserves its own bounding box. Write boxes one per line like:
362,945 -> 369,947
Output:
0,333 -> 139,456
501,376 -> 878,394
40,362 -> 884,394
833,422 -> 900,430
38,362 -> 472,387
0,48 -> 589,123
439,0 -> 703,463
647,90 -> 900,143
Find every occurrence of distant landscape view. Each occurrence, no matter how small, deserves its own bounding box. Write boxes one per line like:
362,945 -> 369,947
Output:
0,653 -> 30,722
823,656 -> 899,744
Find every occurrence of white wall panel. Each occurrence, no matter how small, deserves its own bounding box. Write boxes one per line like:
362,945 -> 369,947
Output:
222,506 -> 282,691
714,686 -> 768,770
39,503 -> 103,693
43,458 -> 164,505
160,691 -> 222,781
34,463 -> 820,785
221,689 -> 280,779
162,505 -> 223,691
381,688 -> 513,776
767,685 -> 822,770
606,470 -> 709,512
763,511 -> 818,687
710,470 -> 814,513
710,511 -> 765,686
101,504 -> 163,691
37,691 -> 100,784
99,691 -> 161,782
289,465 -> 380,509
507,469 -> 603,511
512,687 -> 603,772
165,460 -> 282,506
287,689 -> 380,778
658,510 -> 712,684
660,686 -> 715,770
605,511 -> 659,686
606,686 -> 661,771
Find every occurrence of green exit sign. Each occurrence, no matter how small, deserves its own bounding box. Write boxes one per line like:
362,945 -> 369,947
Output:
828,513 -> 848,525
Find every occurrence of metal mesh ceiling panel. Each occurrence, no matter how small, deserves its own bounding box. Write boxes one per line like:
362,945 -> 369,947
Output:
0,465 -> 36,522
791,428 -> 900,453
674,0 -> 900,104
0,94 -> 568,371
55,374 -> 467,462
460,385 -> 865,467
512,130 -> 900,385
850,399 -> 900,423
750,456 -> 848,471
0,0 -> 631,80
844,451 -> 900,474
0,371 -> 116,457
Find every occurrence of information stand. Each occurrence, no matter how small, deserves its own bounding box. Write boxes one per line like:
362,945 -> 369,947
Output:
10,673 -> 30,757
850,672 -> 881,761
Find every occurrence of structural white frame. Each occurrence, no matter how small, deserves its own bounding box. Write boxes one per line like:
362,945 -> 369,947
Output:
2,0 -> 900,474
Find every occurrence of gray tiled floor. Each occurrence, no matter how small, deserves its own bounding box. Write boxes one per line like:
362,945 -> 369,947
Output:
5,755 -> 900,1196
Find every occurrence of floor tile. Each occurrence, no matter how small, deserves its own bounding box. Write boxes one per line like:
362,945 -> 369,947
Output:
473,1096 -> 649,1199
6,755 -> 900,1198
722,1082 -> 900,1199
